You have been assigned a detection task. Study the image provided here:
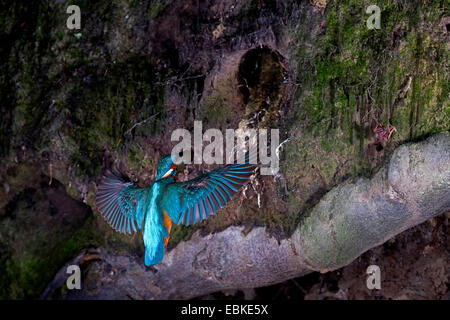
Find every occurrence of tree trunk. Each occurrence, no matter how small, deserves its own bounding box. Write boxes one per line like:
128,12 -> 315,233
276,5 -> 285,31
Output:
42,132 -> 450,299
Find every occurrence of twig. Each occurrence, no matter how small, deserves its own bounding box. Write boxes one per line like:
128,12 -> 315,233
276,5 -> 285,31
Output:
124,112 -> 160,136
49,163 -> 53,186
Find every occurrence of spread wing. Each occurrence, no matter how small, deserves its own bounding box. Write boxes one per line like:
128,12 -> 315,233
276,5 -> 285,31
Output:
95,171 -> 149,234
160,162 -> 256,226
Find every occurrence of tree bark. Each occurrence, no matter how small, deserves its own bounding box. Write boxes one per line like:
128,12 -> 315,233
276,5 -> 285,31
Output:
42,132 -> 450,300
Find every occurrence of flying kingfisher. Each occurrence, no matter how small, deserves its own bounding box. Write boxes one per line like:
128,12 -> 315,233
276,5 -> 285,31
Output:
95,153 -> 256,266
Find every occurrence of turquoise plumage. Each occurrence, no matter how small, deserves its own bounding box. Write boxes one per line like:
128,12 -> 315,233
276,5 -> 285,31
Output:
95,154 -> 256,266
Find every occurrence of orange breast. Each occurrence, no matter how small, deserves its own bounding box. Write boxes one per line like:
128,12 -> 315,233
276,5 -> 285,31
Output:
163,210 -> 173,246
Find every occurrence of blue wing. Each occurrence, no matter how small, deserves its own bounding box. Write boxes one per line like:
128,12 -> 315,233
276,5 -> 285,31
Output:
161,162 -> 256,226
95,170 -> 149,234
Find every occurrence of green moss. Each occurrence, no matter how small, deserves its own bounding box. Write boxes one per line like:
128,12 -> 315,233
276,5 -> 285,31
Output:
201,94 -> 231,129
61,217 -> 103,256
149,0 -> 168,19
126,142 -> 155,172
167,224 -> 194,249
0,215 -> 101,299
0,0 -> 63,157
61,55 -> 166,179
1,0 -> 168,180
0,162 -> 43,209
283,0 -> 449,218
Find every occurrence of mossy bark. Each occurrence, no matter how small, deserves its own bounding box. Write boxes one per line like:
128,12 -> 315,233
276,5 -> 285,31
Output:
0,0 -> 448,299
43,133 -> 449,299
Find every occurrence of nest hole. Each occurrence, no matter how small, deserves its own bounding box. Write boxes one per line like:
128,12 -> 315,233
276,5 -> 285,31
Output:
238,46 -> 285,105
237,46 -> 287,127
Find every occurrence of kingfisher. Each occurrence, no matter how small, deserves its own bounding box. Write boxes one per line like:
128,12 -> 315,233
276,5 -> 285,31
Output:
95,153 -> 256,266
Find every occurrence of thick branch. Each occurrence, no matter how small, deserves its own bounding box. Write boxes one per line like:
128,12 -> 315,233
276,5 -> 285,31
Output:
43,132 -> 450,300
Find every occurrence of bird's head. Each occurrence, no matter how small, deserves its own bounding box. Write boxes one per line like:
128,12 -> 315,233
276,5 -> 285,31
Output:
156,154 -> 184,181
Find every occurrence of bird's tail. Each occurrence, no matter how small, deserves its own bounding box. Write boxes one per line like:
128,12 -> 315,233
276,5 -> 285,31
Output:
143,207 -> 168,266
145,238 -> 165,266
